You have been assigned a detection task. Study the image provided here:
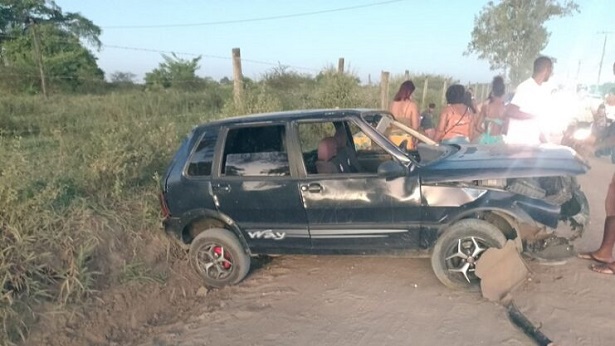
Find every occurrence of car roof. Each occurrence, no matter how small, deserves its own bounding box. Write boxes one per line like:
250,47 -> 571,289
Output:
197,108 -> 385,129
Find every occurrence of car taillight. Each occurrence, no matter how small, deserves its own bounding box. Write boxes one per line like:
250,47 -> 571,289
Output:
159,192 -> 171,218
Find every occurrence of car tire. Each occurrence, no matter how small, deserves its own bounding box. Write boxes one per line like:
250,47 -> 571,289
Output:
189,228 -> 251,288
431,219 -> 507,291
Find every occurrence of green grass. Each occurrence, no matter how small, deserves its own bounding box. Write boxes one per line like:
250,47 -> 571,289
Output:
0,90 -> 218,344
0,72 -> 451,344
118,261 -> 167,285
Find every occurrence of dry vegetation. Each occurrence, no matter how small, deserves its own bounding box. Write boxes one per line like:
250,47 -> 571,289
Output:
0,71 -> 449,344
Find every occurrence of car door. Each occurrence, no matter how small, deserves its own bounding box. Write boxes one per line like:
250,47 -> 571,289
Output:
210,122 -> 310,253
292,117 -> 422,252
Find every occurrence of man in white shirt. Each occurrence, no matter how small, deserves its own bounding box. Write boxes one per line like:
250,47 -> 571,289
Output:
504,56 -> 553,145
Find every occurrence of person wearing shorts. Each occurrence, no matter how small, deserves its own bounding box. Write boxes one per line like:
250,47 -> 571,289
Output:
578,61 -> 615,274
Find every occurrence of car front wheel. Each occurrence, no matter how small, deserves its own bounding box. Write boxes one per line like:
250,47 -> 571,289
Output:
431,219 -> 507,291
189,228 -> 251,288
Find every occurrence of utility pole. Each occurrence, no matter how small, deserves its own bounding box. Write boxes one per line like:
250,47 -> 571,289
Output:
337,58 -> 344,74
421,77 -> 429,107
29,18 -> 47,98
575,60 -> 581,83
597,31 -> 613,87
380,71 -> 390,109
232,48 -> 243,107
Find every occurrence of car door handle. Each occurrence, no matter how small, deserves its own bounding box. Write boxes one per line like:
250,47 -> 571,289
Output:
212,183 -> 231,193
301,183 -> 322,193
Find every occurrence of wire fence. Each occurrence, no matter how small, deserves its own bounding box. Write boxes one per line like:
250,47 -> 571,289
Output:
0,33 -> 495,109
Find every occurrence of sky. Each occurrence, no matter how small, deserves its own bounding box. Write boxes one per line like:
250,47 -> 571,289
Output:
54,0 -> 615,85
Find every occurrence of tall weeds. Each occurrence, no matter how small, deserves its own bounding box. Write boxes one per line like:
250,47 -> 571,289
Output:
0,91 -> 217,344
0,71 -> 445,343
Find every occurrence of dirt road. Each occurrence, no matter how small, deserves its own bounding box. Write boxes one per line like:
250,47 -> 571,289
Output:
135,156 -> 614,346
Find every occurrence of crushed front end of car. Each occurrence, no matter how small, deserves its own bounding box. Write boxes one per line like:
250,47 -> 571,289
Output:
421,143 -> 590,259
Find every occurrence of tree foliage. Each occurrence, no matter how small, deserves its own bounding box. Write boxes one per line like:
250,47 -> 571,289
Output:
0,0 -> 100,47
262,64 -> 315,109
465,0 -> 579,85
145,54 -> 204,90
110,71 -> 137,84
312,68 -> 363,109
0,0 -> 103,93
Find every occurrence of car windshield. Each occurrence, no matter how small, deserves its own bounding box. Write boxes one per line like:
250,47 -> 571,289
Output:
360,112 -> 455,164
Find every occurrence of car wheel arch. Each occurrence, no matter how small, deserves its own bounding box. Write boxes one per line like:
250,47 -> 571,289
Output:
179,208 -> 251,255
439,208 -> 526,251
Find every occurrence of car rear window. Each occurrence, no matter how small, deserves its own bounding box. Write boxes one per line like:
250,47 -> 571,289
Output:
221,124 -> 290,177
224,152 -> 289,177
187,130 -> 218,176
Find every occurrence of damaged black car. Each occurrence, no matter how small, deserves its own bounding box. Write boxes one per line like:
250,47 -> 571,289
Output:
160,109 -> 589,290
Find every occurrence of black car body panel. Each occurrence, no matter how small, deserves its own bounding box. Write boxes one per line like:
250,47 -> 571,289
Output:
302,175 -> 422,251
420,144 -> 588,183
420,186 -> 560,229
161,109 -> 589,256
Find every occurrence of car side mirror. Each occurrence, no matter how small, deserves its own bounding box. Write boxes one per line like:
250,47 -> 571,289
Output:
377,160 -> 406,179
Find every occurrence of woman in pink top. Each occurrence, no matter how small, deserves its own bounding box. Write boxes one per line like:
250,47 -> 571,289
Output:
389,80 -> 419,149
389,80 -> 419,129
435,84 -> 475,144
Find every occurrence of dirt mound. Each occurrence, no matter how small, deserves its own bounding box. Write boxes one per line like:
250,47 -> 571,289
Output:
25,239 -> 208,345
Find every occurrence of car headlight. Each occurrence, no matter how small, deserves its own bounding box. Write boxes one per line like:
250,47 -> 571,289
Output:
572,128 -> 591,141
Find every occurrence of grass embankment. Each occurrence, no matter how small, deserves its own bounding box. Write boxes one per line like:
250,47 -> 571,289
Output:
0,71 -> 412,344
0,91 -> 226,344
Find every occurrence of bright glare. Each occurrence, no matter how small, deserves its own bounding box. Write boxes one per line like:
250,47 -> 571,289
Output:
572,128 -> 592,141
540,86 -> 602,144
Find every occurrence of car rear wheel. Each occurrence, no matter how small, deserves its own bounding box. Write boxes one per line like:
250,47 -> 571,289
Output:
431,219 -> 507,291
189,228 -> 251,288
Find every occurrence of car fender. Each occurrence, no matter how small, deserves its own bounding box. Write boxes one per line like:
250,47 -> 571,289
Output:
437,207 -> 529,252
173,208 -> 251,254
437,187 -> 560,230
511,197 -> 560,229
443,206 -> 535,232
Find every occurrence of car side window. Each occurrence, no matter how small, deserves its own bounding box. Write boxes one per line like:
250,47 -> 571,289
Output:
349,122 -> 387,155
187,130 -> 218,176
298,121 -> 337,174
297,120 -> 390,175
220,125 -> 290,177
347,122 -> 392,173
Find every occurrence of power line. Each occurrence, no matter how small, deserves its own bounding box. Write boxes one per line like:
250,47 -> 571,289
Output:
103,44 -> 320,72
0,37 -> 322,73
102,0 -> 405,29
0,32 -> 321,72
104,44 -> 205,57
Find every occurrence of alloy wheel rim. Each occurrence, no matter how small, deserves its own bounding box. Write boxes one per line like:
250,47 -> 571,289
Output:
444,236 -> 490,284
195,243 -> 234,281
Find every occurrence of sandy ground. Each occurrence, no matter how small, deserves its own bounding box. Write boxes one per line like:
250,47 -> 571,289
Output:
26,155 -> 615,346
127,155 -> 615,346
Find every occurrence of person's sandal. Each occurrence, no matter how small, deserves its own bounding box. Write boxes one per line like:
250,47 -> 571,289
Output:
590,263 -> 615,275
576,252 -> 614,264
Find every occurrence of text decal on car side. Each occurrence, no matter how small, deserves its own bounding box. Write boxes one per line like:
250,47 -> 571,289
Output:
248,230 -> 286,240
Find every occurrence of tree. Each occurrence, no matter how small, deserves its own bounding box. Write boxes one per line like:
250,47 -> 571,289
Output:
110,71 -> 136,84
0,0 -> 100,46
0,0 -> 102,94
465,0 -> 579,86
1,24 -> 103,93
262,64 -> 315,109
312,67 -> 362,109
145,53 -> 202,90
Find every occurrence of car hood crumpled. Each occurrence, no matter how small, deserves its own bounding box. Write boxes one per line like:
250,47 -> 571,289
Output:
419,144 -> 590,183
